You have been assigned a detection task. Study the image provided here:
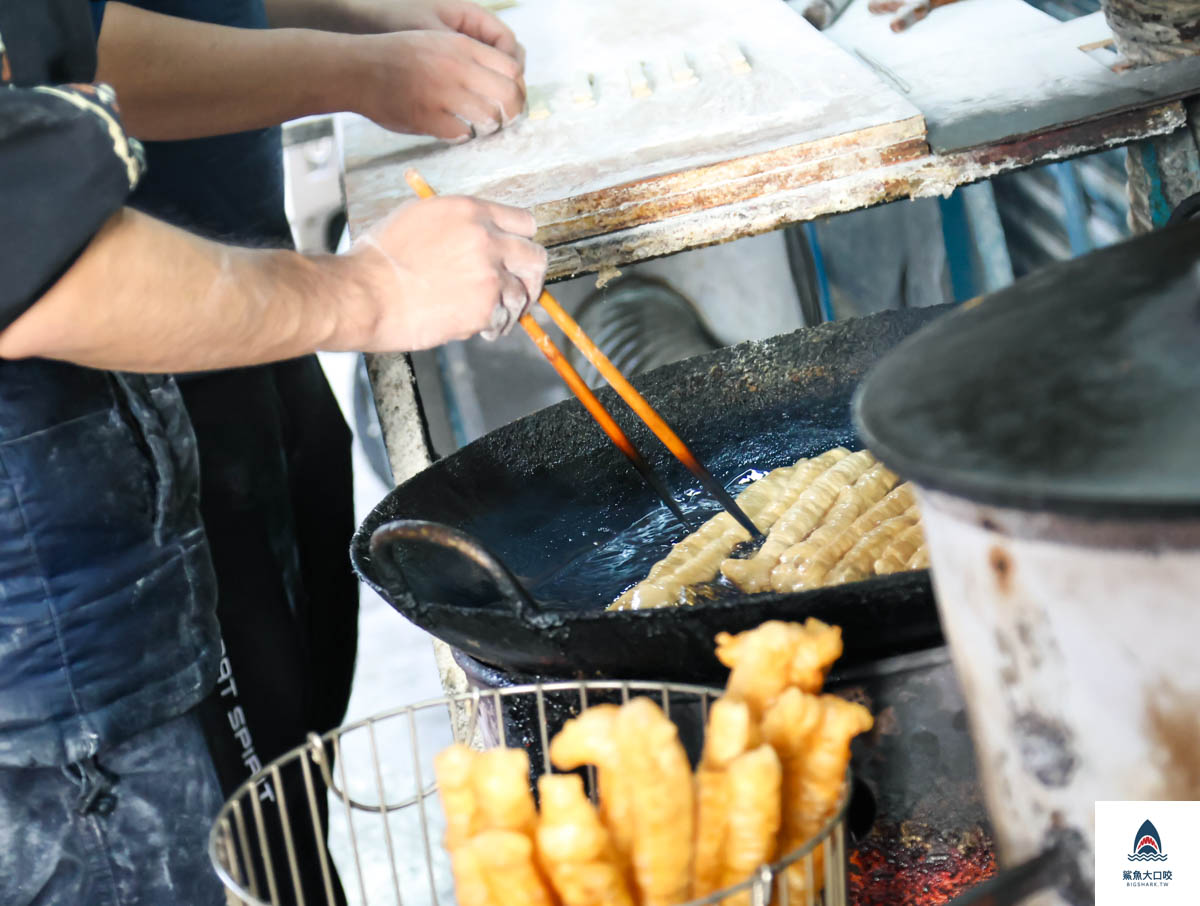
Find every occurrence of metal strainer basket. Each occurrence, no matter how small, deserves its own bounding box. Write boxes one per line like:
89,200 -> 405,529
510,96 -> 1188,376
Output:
209,681 -> 851,906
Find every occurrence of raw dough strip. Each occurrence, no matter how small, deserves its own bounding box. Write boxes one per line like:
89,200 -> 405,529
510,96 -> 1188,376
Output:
906,546 -> 930,570
873,521 -> 925,575
669,51 -> 698,84
770,482 -> 915,592
721,450 -> 874,593
718,40 -> 752,75
626,61 -> 652,98
825,506 -> 919,586
610,450 -> 848,610
526,86 -> 551,120
570,71 -> 596,108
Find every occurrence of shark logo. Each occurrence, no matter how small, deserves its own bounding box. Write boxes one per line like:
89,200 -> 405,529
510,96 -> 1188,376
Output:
1129,819 -> 1168,862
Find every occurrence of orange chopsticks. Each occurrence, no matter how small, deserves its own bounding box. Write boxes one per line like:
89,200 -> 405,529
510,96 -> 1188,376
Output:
403,169 -> 761,541
403,170 -> 689,530
533,290 -> 761,538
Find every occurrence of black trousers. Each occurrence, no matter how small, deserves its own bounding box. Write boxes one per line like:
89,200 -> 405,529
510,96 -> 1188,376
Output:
184,356 -> 357,905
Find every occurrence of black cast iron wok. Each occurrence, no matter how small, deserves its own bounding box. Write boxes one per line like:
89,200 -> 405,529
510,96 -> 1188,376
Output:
352,305 -> 954,683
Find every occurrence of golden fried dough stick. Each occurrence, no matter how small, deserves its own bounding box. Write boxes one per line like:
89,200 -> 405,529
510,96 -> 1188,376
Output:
615,697 -> 694,906
825,506 -> 919,586
771,483 -> 916,592
766,693 -> 872,902
692,697 -> 757,900
610,452 -> 853,610
435,744 -> 481,849
449,840 -> 496,906
719,744 -> 782,906
906,546 -> 930,570
537,774 -> 635,906
549,705 -> 634,867
771,463 -> 898,571
608,461 -> 797,610
471,748 -> 538,838
760,688 -> 823,821
715,619 -> 843,716
466,829 -> 558,906
758,689 -> 823,899
874,520 -> 925,575
700,695 -> 759,769
721,451 -> 874,593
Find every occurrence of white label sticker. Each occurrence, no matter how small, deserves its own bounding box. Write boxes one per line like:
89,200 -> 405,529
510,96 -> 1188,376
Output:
1096,801 -> 1200,906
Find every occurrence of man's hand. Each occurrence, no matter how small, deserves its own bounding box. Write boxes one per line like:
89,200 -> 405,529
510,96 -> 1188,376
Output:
359,0 -> 524,63
98,1 -> 526,142
265,0 -> 524,62
349,30 -> 525,139
335,196 -> 547,350
0,199 -> 547,371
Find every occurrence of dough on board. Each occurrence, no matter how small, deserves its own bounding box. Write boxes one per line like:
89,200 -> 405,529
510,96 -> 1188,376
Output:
627,61 -> 653,98
570,71 -> 597,107
669,51 -> 698,85
719,41 -> 752,75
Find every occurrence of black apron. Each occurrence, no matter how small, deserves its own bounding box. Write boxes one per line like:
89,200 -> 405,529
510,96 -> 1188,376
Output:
116,0 -> 358,900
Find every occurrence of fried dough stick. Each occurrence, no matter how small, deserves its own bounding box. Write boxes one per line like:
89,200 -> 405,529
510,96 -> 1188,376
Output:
550,705 -> 634,869
615,697 -> 694,906
874,520 -> 925,575
721,451 -> 875,593
763,691 -> 872,902
471,748 -> 539,838
719,745 -> 782,906
437,746 -> 546,906
715,619 -> 843,716
693,697 -> 757,900
825,506 -> 919,586
770,483 -> 916,592
449,841 -> 496,906
537,774 -> 634,906
906,546 -> 930,570
610,449 -> 851,611
435,744 -> 482,850
768,463 -> 897,571
466,829 -> 558,906
436,745 -> 494,906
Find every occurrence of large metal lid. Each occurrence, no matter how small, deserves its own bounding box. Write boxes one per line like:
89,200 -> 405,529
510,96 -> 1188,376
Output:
854,219 -> 1200,518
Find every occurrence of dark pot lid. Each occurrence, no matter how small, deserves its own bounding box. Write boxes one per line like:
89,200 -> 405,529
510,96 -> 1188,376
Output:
854,219 -> 1200,518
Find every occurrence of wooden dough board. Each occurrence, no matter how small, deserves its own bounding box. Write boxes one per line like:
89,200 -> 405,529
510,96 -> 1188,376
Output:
827,0 -> 1200,152
341,0 -> 926,246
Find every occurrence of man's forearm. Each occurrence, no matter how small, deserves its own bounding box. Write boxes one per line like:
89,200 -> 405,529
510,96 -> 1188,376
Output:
95,2 -> 356,140
0,209 -> 372,372
262,0 -> 391,33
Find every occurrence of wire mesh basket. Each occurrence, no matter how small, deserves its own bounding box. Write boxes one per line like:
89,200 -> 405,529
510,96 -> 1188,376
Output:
210,680 -> 851,906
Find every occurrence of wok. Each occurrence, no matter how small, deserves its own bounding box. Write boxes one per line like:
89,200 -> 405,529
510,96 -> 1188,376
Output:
352,305 -> 953,682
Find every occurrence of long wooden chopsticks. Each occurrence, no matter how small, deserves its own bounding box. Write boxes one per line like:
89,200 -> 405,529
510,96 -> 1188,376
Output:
404,169 -> 762,541
403,170 -> 690,531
